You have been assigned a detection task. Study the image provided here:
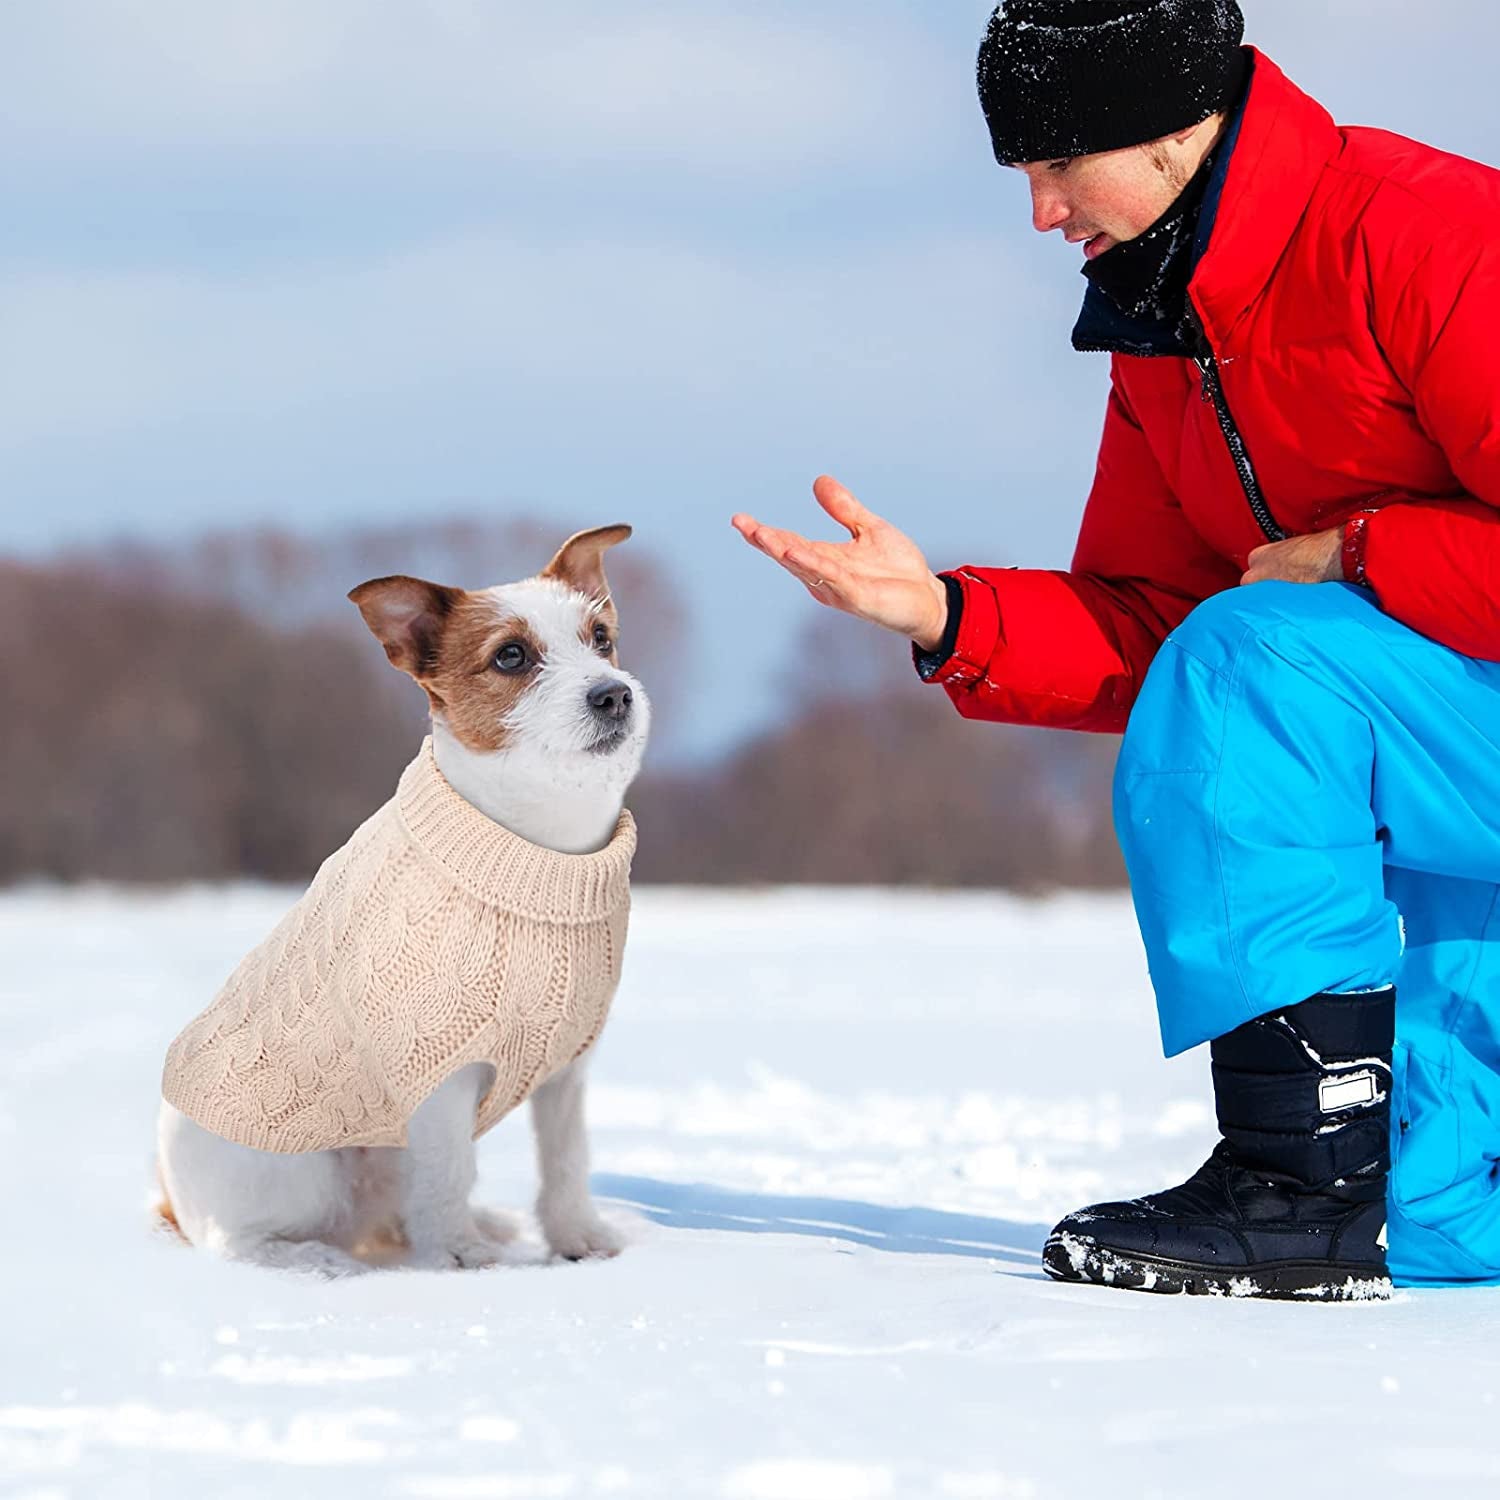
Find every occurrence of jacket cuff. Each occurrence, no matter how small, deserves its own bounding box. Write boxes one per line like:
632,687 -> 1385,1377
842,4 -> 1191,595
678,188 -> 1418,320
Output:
1341,510 -> 1381,589
911,569 -> 1002,688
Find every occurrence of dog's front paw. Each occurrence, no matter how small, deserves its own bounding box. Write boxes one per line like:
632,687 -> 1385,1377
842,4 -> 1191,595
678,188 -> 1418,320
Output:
540,1210 -> 625,1262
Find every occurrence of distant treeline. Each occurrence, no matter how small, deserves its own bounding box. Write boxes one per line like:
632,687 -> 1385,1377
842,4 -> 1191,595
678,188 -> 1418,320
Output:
0,523 -> 1124,889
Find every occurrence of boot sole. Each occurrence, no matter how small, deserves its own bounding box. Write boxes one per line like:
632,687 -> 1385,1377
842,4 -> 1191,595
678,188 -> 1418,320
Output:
1042,1231 -> 1392,1303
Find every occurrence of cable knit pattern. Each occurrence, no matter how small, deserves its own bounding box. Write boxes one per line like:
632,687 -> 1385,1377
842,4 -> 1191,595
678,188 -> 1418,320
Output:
162,739 -> 636,1154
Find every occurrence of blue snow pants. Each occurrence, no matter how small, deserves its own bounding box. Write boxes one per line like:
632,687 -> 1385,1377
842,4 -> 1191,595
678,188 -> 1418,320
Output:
1115,580 -> 1500,1288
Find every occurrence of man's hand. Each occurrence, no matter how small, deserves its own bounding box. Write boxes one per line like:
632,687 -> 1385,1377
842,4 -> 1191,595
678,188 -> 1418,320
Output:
1241,528 -> 1343,586
731,476 -> 951,651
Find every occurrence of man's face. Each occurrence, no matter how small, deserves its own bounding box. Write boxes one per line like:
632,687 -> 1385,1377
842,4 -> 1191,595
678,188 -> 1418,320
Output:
1011,141 -> 1186,260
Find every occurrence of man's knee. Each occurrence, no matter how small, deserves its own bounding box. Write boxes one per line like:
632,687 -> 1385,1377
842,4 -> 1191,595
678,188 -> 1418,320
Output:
1118,582 -> 1382,796
1164,581 -> 1349,675
1117,585 -> 1338,793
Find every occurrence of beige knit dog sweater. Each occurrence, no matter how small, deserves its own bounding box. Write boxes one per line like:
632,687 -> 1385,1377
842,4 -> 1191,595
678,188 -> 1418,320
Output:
162,738 -> 636,1154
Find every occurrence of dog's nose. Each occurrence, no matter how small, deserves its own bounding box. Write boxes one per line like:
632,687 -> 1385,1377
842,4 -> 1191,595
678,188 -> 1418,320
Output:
587,681 -> 633,722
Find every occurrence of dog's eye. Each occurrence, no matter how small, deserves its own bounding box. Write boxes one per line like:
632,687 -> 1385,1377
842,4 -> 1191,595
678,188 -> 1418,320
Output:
493,642 -> 530,674
592,625 -> 613,655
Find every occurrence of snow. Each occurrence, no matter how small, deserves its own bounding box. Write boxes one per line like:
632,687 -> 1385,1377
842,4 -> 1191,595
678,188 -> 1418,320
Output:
4,883 -> 1500,1498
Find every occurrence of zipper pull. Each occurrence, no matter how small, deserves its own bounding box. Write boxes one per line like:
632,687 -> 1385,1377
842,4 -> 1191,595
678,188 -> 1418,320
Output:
1194,352 -> 1216,405
1183,306 -> 1215,402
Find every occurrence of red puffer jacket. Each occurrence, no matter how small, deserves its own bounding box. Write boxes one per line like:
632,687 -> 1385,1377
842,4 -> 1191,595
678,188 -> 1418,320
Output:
927,50 -> 1500,734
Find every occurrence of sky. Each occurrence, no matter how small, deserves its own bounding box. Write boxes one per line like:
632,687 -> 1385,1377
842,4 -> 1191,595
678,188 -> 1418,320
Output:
4,0 -> 1496,757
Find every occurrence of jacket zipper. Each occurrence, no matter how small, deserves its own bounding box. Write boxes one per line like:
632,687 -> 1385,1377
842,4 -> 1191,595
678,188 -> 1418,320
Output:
1186,308 -> 1286,544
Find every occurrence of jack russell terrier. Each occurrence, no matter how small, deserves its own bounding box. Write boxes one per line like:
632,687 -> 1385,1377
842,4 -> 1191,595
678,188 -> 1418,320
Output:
155,525 -> 649,1276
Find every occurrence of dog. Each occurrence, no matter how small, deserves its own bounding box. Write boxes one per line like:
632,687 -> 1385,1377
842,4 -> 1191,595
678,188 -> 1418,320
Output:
155,525 -> 650,1276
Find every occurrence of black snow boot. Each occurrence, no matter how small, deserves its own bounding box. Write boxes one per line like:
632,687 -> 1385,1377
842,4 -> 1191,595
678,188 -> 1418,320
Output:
1043,989 -> 1395,1302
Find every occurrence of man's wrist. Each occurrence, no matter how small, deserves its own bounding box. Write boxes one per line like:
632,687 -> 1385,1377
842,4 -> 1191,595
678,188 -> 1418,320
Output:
912,575 -> 952,654
912,574 -> 965,679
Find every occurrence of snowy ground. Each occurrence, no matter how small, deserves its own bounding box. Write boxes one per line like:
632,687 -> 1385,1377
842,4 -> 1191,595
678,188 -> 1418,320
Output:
4,885 -> 1500,1500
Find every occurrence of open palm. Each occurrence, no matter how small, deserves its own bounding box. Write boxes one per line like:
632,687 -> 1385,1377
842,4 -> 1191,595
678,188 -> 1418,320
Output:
731,476 -> 950,650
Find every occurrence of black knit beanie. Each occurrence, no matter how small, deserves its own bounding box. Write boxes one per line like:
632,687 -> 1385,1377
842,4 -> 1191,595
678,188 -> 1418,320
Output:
977,0 -> 1247,166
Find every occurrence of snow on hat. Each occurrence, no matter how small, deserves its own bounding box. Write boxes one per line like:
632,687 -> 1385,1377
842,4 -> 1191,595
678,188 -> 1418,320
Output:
977,0 -> 1247,166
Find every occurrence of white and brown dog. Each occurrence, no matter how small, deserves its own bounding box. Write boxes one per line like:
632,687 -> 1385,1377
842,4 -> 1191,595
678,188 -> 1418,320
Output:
155,526 -> 649,1275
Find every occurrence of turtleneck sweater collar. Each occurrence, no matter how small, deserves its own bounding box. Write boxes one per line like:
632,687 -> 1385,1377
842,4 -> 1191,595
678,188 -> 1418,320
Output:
396,738 -> 635,922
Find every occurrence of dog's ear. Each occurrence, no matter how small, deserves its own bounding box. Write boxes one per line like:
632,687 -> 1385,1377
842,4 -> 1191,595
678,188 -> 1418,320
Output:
541,525 -> 631,611
348,576 -> 463,678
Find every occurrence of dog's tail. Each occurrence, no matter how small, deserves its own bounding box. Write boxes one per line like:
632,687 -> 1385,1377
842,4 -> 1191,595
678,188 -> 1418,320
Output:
150,1163 -> 186,1241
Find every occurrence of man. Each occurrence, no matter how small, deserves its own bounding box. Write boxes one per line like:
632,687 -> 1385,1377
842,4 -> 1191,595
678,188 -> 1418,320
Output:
731,0 -> 1500,1300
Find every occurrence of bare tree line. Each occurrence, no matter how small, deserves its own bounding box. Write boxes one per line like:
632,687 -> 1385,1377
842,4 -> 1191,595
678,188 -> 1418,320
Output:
0,524 -> 1124,889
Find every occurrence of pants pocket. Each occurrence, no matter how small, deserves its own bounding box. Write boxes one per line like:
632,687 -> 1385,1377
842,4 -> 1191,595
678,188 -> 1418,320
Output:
1390,1041 -> 1464,1227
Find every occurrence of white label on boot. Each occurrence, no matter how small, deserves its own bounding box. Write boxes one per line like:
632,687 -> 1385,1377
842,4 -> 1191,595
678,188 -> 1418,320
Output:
1320,1070 -> 1378,1113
